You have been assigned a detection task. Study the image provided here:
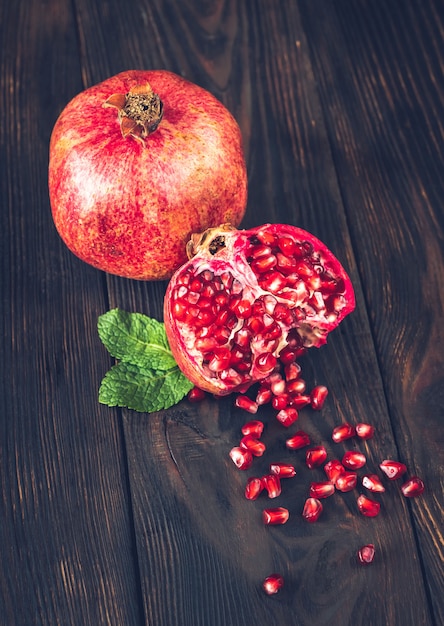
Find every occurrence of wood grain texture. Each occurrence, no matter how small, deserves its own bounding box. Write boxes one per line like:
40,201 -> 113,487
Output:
1,0 -> 443,625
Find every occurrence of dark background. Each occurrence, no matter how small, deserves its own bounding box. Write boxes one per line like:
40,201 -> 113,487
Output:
1,1 -> 443,625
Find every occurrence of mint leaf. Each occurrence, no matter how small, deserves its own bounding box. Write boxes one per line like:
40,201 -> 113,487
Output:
98,361 -> 193,412
98,308 -> 177,371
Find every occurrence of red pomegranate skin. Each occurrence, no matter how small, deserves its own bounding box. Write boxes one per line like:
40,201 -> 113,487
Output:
48,70 -> 247,280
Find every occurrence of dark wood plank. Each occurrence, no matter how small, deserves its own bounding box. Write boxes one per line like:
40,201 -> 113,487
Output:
71,0 -> 437,625
299,0 -> 444,623
0,1 -> 143,623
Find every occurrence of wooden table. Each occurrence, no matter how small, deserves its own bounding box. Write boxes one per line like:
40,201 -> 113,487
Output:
1,1 -> 443,624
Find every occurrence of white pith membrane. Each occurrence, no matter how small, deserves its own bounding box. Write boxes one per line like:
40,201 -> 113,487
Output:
169,225 -> 350,393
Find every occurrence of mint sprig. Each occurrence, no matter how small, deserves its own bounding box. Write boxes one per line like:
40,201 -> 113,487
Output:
98,308 -> 193,412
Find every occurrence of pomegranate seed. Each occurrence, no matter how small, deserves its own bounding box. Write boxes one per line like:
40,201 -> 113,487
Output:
358,544 -> 375,565
284,362 -> 301,381
275,407 -> 299,428
357,494 -> 381,517
324,459 -> 346,484
278,345 -> 298,365
263,474 -> 282,498
355,423 -> 375,439
255,228 -> 277,246
256,386 -> 272,405
262,573 -> 284,595
262,507 -> 289,525
272,394 -> 289,410
401,476 -> 425,497
310,385 -> 328,410
241,420 -> 264,438
240,435 -> 266,457
286,379 -> 307,395
305,446 -> 327,469
290,394 -> 311,409
251,254 -> 277,274
342,451 -> 366,470
229,446 -> 253,470
187,386 -> 206,402
286,430 -> 311,450
309,481 -> 335,499
255,352 -> 277,374
379,459 -> 407,480
362,474 -> 386,493
269,462 -> 296,478
235,395 -> 259,414
335,472 -> 358,492
302,497 -> 323,522
271,378 -> 286,396
332,423 -> 356,443
245,477 -> 264,500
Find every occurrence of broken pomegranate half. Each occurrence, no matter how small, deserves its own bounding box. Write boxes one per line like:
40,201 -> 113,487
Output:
164,223 -> 355,395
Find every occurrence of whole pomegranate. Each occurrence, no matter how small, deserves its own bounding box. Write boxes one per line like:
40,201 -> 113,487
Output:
164,223 -> 355,395
48,70 -> 247,280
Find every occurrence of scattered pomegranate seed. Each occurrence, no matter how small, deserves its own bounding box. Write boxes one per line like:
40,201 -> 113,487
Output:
286,430 -> 311,450
187,386 -> 206,402
362,474 -> 386,493
357,494 -> 381,517
355,423 -> 375,439
309,481 -> 335,499
269,462 -> 296,478
357,544 -> 375,565
241,420 -> 264,438
275,407 -> 299,427
305,445 -> 328,469
310,385 -> 328,410
245,477 -> 264,500
342,451 -> 366,470
379,459 -> 407,480
335,472 -> 358,492
401,476 -> 425,498
286,379 -> 306,395
272,394 -> 289,410
235,395 -> 259,414
284,362 -> 301,381
263,507 -> 289,525
229,446 -> 253,470
256,386 -> 272,405
240,435 -> 266,457
262,573 -> 284,595
263,474 -> 282,498
324,459 -> 346,484
302,497 -> 323,522
332,423 -> 356,443
290,394 -> 311,409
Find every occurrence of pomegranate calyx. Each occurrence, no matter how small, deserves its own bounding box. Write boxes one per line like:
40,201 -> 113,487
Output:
104,82 -> 164,144
186,224 -> 237,260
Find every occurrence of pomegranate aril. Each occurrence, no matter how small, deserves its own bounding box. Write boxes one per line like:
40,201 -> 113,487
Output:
240,435 -> 266,457
310,385 -> 328,410
187,386 -> 206,402
302,497 -> 323,523
357,494 -> 381,517
335,472 -> 358,492
290,394 -> 311,409
245,477 -> 264,500
358,544 -> 375,565
208,348 -> 231,372
324,459 -> 346,484
269,462 -> 296,478
275,407 -> 298,428
401,476 -> 425,498
255,352 -> 278,374
229,446 -> 253,470
332,423 -> 356,443
342,451 -> 366,470
270,378 -> 286,396
309,481 -> 335,499
241,420 -> 264,438
284,362 -> 302,381
251,243 -> 272,259
286,430 -> 311,450
379,459 -> 407,480
355,422 -> 375,439
255,228 -> 277,247
305,446 -> 328,469
279,345 -> 298,365
272,394 -> 289,411
286,379 -> 306,395
262,507 -> 289,525
251,255 -> 277,274
256,385 -> 272,405
262,573 -> 284,595
362,474 -> 386,493
263,474 -> 282,498
235,395 -> 259,414
259,271 -> 287,294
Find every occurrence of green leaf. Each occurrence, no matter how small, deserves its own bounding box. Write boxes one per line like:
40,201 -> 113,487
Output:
98,308 -> 176,371
99,361 -> 193,413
